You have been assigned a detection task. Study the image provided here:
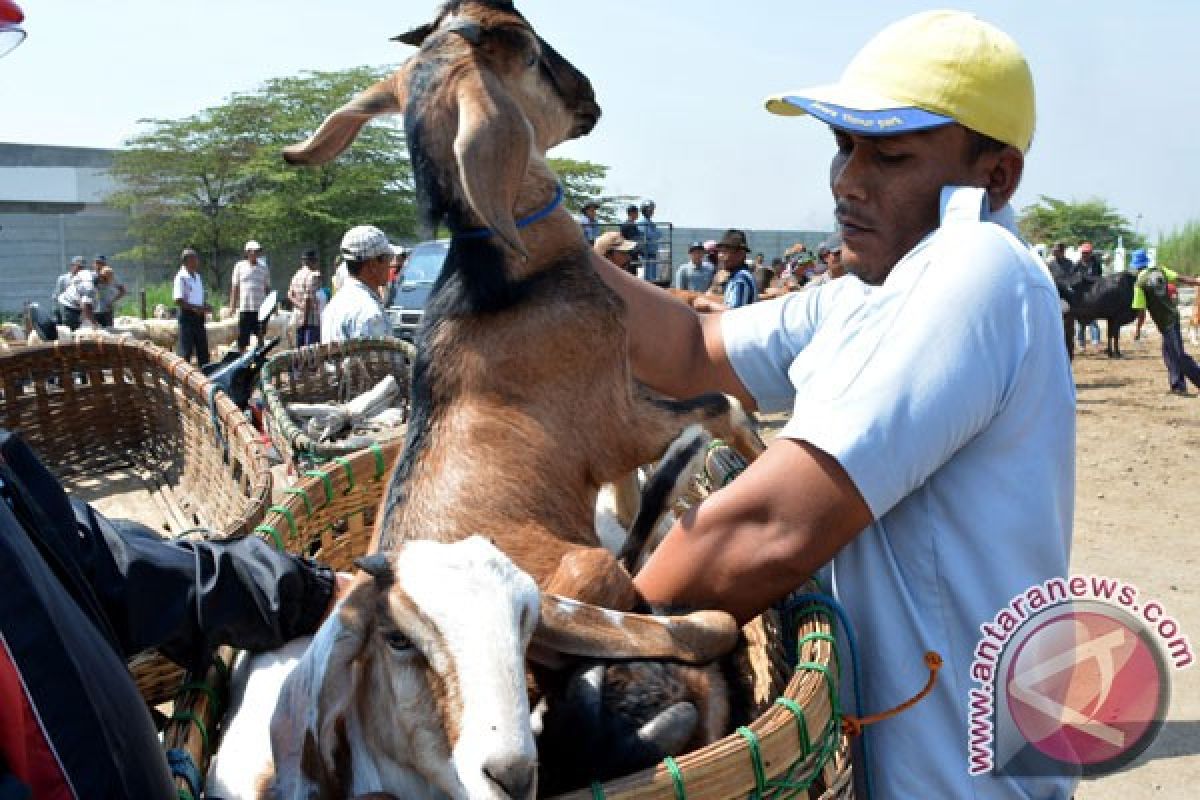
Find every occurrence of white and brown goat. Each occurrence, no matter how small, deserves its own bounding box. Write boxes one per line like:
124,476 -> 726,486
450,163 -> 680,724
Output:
285,0 -> 761,622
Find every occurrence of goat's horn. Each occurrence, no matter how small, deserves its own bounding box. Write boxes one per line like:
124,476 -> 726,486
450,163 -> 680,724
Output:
282,69 -> 409,166
532,595 -> 739,665
453,71 -> 531,259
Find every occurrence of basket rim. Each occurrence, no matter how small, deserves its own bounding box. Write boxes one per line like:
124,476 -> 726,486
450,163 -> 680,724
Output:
248,446 -> 848,799
259,337 -> 417,463
0,336 -> 272,539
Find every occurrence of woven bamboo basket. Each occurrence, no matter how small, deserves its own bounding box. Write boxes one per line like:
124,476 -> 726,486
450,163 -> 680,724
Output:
0,337 -> 272,705
260,337 -> 417,473
161,443 -> 852,800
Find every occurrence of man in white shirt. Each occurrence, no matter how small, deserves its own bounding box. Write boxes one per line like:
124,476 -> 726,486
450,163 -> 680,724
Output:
321,225 -> 393,343
229,240 -> 271,351
589,11 -> 1075,800
57,263 -> 98,330
173,248 -> 211,366
52,256 -> 85,324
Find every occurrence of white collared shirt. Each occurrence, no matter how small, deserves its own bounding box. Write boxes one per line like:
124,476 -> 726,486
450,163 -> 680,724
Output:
320,275 -> 390,342
173,266 -> 204,307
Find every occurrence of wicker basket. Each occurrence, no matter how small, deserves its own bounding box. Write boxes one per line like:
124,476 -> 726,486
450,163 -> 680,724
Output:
260,337 -> 417,473
162,444 -> 851,799
0,337 -> 272,704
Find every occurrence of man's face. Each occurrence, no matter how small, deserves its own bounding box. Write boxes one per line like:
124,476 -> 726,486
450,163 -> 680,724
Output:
362,255 -> 390,289
689,249 -> 704,265
184,255 -> 199,273
641,206 -> 654,220
583,207 -> 597,221
610,249 -> 632,269
627,209 -> 638,221
717,246 -> 745,269
829,124 -> 997,285
247,249 -> 260,264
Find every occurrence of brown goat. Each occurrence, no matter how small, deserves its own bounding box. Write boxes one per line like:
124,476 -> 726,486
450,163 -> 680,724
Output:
284,0 -> 760,648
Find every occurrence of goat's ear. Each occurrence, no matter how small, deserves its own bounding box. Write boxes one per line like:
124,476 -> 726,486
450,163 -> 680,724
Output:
282,67 -> 411,166
453,69 -> 532,258
533,597 -> 740,665
392,22 -> 435,47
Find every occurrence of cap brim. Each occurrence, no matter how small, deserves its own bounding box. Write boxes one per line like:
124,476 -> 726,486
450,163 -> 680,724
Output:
765,83 -> 954,136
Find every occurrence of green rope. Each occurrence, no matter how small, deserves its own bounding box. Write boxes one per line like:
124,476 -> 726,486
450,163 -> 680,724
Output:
797,630 -> 840,673
177,681 -> 220,716
664,755 -> 686,800
589,782 -> 605,800
737,726 -> 768,798
177,790 -> 195,800
333,455 -> 355,491
370,442 -> 386,478
267,505 -> 297,539
209,652 -> 231,685
775,697 -> 812,757
284,486 -> 314,515
303,469 -> 334,505
254,524 -> 284,551
171,710 -> 209,755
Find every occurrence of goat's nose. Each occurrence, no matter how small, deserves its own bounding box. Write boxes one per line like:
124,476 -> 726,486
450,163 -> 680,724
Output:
482,755 -> 536,800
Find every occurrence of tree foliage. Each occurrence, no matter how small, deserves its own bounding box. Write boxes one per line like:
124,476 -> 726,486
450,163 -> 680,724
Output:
1017,196 -> 1143,252
1157,221 -> 1200,276
108,66 -> 415,287
548,157 -> 631,223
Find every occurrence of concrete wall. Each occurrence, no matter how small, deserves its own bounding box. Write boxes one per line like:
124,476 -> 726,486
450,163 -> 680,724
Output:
0,143 -> 140,313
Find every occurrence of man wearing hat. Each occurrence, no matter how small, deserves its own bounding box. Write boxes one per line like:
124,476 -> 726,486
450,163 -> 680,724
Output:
673,241 -> 715,292
321,226 -> 393,343
173,248 -> 211,366
716,228 -> 756,308
230,240 -> 271,351
52,256 -> 85,325
588,12 -> 1075,798
288,249 -> 324,347
618,204 -> 644,263
578,201 -> 601,245
638,200 -> 663,284
1076,241 -> 1103,350
1131,248 -> 1200,396
593,230 -> 638,274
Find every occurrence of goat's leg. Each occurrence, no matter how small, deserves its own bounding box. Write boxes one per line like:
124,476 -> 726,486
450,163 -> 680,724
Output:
628,385 -> 765,467
544,547 -> 640,611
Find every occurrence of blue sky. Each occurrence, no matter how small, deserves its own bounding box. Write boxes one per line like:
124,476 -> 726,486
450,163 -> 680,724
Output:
2,1 -> 1195,239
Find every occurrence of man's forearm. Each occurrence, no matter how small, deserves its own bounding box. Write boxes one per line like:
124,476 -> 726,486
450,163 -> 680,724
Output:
634,438 -> 873,624
590,251 -> 751,406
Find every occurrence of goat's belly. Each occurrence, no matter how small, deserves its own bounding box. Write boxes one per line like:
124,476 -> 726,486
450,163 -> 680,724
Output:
206,638 -> 310,800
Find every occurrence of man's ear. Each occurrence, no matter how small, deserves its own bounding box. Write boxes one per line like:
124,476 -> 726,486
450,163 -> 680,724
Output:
983,146 -> 1024,212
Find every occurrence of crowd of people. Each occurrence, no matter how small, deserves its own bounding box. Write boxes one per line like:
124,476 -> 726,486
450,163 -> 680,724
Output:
50,254 -> 127,330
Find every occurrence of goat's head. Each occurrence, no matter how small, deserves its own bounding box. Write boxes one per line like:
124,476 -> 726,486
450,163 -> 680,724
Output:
283,1 -> 600,255
270,535 -> 540,800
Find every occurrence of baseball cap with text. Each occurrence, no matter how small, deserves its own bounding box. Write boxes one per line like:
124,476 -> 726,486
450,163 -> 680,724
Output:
764,11 -> 1035,153
340,225 -> 393,261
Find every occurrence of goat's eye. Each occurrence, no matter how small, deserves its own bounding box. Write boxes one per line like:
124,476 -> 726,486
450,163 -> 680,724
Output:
383,631 -> 413,651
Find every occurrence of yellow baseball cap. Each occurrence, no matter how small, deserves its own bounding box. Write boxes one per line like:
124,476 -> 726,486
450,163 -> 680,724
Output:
765,10 -> 1035,153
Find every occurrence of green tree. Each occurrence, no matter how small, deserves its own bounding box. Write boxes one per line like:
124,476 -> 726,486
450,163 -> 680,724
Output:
548,157 -> 624,223
1018,196 -> 1143,252
1157,221 -> 1200,276
108,66 -> 416,287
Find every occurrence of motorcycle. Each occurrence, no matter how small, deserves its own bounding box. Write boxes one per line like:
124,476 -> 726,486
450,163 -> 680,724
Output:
202,291 -> 281,412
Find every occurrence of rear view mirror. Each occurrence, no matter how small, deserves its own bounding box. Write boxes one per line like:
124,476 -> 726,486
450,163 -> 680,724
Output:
258,290 -> 278,324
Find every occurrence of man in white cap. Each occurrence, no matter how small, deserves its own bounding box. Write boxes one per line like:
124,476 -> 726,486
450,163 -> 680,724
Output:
321,225 -> 394,343
229,240 -> 271,351
52,256 -> 85,325
589,11 -> 1075,799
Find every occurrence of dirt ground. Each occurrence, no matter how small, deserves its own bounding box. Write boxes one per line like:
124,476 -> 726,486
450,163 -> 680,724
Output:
758,327 -> 1199,797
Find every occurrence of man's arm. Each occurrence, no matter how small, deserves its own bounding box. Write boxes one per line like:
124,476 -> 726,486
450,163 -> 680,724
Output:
634,437 -> 873,624
229,264 -> 240,311
590,250 -> 754,408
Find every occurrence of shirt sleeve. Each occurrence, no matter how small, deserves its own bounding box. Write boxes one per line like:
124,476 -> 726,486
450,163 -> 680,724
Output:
1131,281 -> 1146,310
172,273 -> 186,302
779,228 -> 1041,519
722,289 -> 826,411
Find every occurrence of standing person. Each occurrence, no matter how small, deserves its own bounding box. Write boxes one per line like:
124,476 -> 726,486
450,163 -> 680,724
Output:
92,264 -> 126,328
578,201 -> 602,245
593,230 -> 638,274
638,200 -> 663,284
717,228 -> 757,308
52,256 -> 85,325
321,226 -> 393,343
588,11 -> 1074,799
173,248 -> 211,366
288,249 -> 323,347
1131,248 -> 1200,396
229,240 -> 271,351
1076,241 -> 1103,350
1047,240 -> 1076,276
673,241 -> 715,291
619,204 -> 643,265
57,261 -> 98,330
815,232 -> 847,282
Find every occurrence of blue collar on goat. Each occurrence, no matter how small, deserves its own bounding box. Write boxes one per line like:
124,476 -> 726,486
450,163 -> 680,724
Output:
449,184 -> 565,241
